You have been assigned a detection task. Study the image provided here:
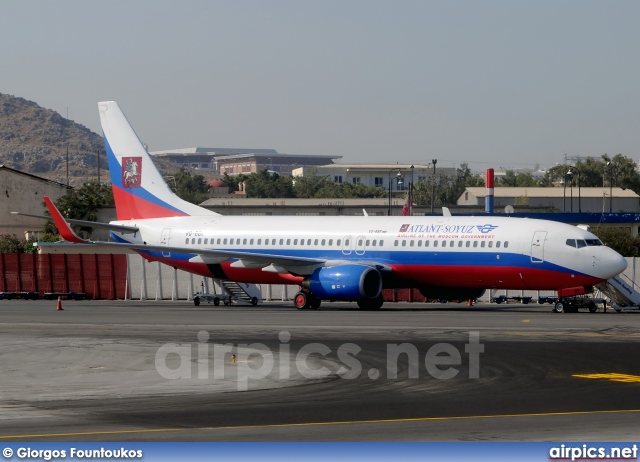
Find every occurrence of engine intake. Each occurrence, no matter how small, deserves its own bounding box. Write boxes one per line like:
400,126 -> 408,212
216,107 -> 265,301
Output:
302,265 -> 382,300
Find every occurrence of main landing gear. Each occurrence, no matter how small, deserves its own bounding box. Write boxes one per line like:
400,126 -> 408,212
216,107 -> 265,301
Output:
294,291 -> 321,310
293,291 -> 385,311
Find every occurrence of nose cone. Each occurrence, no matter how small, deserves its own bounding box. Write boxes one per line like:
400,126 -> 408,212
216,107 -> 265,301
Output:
597,247 -> 627,279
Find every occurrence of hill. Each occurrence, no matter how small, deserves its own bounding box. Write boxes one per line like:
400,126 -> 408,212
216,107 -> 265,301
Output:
0,93 -> 195,184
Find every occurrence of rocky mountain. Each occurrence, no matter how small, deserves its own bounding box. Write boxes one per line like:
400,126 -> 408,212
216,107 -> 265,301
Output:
0,93 -> 191,185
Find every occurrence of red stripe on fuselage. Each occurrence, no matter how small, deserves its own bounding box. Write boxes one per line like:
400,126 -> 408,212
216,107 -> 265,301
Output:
112,185 -> 188,220
387,264 -> 602,290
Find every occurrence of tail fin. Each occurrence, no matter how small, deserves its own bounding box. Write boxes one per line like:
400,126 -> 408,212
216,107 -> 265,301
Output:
99,101 -> 217,220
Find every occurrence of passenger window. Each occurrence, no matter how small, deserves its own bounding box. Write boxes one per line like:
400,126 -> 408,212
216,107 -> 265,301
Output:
273,239 -> 277,245
217,238 -> 221,244
488,241 -> 493,248
198,238 -> 202,244
394,240 -> 398,246
257,239 -> 261,245
434,241 -> 438,248
473,241 -> 478,248
466,241 -> 470,247
337,239 -> 341,246
204,238 -> 208,245
481,241 -> 486,248
192,238 -> 196,244
402,240 -> 407,247
286,239 -> 291,245
372,240 -> 377,247
442,240 -> 446,247
243,239 -> 247,245
322,239 -> 326,246
366,240 -> 370,246
566,239 -> 576,248
185,238 -> 189,244
458,241 -> 463,247
223,238 -> 227,245
577,240 -> 587,248
450,241 -> 454,247
329,239 -> 333,246
250,239 -> 254,245
409,240 -> 414,247
496,241 -> 501,248
504,241 -> 509,248
230,238 -> 234,245
314,239 -> 319,245
417,241 -> 422,247
294,239 -> 298,245
358,239 -> 363,246
345,239 -> 350,246
380,240 -> 384,246
278,239 -> 283,245
308,239 -> 312,245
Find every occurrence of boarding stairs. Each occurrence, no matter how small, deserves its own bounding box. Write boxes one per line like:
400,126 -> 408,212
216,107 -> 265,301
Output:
221,280 -> 260,305
596,273 -> 640,311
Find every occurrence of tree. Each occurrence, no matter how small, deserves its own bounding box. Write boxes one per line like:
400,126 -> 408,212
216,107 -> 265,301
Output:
165,169 -> 209,204
43,181 -> 114,237
292,169 -> 333,198
0,234 -> 26,253
412,163 -> 474,206
591,227 -> 640,257
244,169 -> 294,198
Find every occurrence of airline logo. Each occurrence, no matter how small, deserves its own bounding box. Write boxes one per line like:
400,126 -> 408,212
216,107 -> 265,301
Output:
477,224 -> 498,234
122,157 -> 142,189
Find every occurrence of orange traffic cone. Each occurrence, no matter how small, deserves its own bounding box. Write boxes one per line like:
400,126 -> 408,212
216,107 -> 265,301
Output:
56,296 -> 63,311
467,299 -> 473,307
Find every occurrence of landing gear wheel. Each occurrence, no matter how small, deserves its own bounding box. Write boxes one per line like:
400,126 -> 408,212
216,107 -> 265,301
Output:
554,302 -> 564,313
194,296 -> 200,306
251,297 -> 258,306
294,291 -> 308,310
357,294 -> 384,311
213,297 -> 220,306
309,296 -> 321,310
588,302 -> 597,313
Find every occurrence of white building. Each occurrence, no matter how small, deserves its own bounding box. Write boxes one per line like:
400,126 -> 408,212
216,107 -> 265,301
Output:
291,163 -> 455,193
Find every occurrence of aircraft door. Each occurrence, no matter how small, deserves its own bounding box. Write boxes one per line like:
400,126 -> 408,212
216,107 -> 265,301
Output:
342,235 -> 353,255
530,231 -> 547,263
160,228 -> 172,257
355,235 -> 366,255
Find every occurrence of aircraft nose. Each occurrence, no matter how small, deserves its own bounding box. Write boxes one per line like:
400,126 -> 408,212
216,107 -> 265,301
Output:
598,248 -> 627,279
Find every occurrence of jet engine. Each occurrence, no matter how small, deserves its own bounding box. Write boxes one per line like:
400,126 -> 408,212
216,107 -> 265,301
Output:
302,265 -> 382,300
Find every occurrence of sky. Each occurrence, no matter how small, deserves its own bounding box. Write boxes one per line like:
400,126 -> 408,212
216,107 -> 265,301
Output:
1,0 -> 639,172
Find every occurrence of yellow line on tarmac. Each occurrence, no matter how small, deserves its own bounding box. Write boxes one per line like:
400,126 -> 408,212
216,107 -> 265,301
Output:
2,409 -> 640,439
573,373 -> 640,383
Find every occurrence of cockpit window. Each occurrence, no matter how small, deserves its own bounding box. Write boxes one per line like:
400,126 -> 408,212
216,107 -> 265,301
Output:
566,239 -> 576,248
585,239 -> 603,246
577,239 -> 587,248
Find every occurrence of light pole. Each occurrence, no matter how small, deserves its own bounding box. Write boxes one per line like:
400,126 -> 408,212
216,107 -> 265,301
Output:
431,159 -> 437,214
567,167 -> 581,213
562,165 -> 567,213
566,170 -> 573,212
608,161 -> 613,213
388,169 -> 403,216
409,164 -> 414,216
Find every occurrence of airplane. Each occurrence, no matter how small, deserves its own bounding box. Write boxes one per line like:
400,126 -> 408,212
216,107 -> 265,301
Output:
41,101 -> 628,310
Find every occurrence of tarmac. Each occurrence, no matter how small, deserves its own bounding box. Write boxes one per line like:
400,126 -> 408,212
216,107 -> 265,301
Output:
1,299 -> 640,441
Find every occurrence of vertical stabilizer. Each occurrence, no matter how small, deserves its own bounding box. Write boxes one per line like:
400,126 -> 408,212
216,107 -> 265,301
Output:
99,101 -> 217,219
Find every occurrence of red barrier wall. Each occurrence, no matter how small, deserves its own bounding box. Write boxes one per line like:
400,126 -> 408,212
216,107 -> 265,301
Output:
0,254 -> 127,299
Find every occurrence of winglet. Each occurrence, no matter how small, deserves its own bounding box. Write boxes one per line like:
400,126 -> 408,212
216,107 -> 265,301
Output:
43,196 -> 86,244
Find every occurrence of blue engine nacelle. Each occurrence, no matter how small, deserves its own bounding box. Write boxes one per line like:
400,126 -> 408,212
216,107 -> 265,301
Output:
302,265 -> 382,300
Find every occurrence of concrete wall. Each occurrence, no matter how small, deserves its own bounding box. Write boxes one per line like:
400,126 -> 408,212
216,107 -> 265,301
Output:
0,168 -> 70,236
